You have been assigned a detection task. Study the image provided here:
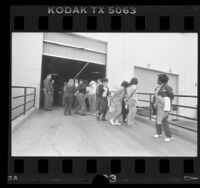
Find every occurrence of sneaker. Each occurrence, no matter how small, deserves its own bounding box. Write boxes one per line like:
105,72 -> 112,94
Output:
96,114 -> 100,120
115,120 -> 121,125
153,134 -> 162,138
101,118 -> 107,121
110,118 -> 115,125
164,137 -> 173,142
127,123 -> 134,127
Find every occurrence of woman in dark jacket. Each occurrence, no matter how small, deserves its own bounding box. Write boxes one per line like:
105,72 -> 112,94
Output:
96,78 -> 109,121
63,79 -> 75,115
152,74 -> 174,142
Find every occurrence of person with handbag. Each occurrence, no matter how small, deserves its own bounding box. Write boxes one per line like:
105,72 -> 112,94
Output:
153,74 -> 174,142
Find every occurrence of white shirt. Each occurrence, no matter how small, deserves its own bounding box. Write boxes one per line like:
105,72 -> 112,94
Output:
126,85 -> 137,102
164,97 -> 171,112
86,87 -> 91,94
89,83 -> 97,95
75,83 -> 79,88
102,86 -> 108,97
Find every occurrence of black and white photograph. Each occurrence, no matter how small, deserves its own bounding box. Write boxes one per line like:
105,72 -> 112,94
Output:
11,32 -> 198,156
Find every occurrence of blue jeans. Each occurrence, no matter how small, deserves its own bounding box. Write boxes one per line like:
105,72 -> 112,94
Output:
76,92 -> 86,114
97,97 -> 108,119
156,109 -> 172,138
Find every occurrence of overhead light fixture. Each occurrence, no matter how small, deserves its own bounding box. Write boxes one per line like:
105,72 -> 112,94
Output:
92,72 -> 100,74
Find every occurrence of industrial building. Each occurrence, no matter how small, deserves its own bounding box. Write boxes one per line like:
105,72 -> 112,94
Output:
11,32 -> 198,156
12,32 -> 197,119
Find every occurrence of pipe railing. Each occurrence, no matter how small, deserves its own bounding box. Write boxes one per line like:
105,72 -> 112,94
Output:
11,86 -> 36,121
109,91 -> 197,132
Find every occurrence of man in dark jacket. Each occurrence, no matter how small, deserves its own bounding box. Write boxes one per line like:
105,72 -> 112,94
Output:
96,78 -> 109,121
43,74 -> 53,111
75,79 -> 87,115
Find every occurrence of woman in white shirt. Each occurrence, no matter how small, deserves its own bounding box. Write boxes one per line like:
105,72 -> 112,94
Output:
87,81 -> 97,115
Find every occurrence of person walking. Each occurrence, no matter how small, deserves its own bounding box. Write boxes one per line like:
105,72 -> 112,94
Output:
63,79 -> 75,115
43,74 -> 53,111
109,81 -> 129,126
125,77 -> 138,126
152,74 -> 174,142
73,79 -> 79,110
95,79 -> 102,112
96,78 -> 109,121
75,79 -> 87,116
88,81 -> 97,115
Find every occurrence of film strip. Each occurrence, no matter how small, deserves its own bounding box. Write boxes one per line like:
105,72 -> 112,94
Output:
8,5 -> 200,184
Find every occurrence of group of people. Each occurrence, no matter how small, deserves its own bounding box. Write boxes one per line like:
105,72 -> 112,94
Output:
62,78 -> 100,116
43,73 -> 174,142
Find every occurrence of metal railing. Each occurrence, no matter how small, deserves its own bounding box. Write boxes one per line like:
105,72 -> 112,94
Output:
109,91 -> 197,132
11,86 -> 36,121
136,92 -> 197,132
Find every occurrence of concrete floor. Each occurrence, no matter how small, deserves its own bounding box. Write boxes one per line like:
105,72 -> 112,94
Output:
12,107 -> 197,156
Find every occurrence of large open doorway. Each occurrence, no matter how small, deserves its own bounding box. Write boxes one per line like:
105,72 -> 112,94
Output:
40,55 -> 106,108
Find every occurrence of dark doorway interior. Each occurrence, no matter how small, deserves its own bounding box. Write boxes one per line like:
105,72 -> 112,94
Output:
40,55 -> 106,108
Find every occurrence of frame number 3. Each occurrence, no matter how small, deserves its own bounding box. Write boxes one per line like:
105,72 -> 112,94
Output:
103,174 -> 117,183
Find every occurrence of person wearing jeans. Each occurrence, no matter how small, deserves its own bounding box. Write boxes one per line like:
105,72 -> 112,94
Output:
96,78 -> 109,121
153,74 -> 174,142
155,92 -> 173,141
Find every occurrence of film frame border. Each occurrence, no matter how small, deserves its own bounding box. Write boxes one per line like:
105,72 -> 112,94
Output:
8,5 -> 200,184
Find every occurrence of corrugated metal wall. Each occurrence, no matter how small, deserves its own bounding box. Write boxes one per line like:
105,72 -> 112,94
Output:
134,66 -> 178,107
43,33 -> 107,65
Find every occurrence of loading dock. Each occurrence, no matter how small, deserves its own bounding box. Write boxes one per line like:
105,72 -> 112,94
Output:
40,33 -> 107,108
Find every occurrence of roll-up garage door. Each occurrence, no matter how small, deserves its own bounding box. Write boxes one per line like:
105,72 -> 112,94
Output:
134,66 -> 179,107
42,33 -> 107,65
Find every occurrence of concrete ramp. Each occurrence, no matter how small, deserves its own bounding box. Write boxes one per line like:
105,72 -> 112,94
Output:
12,107 -> 197,156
